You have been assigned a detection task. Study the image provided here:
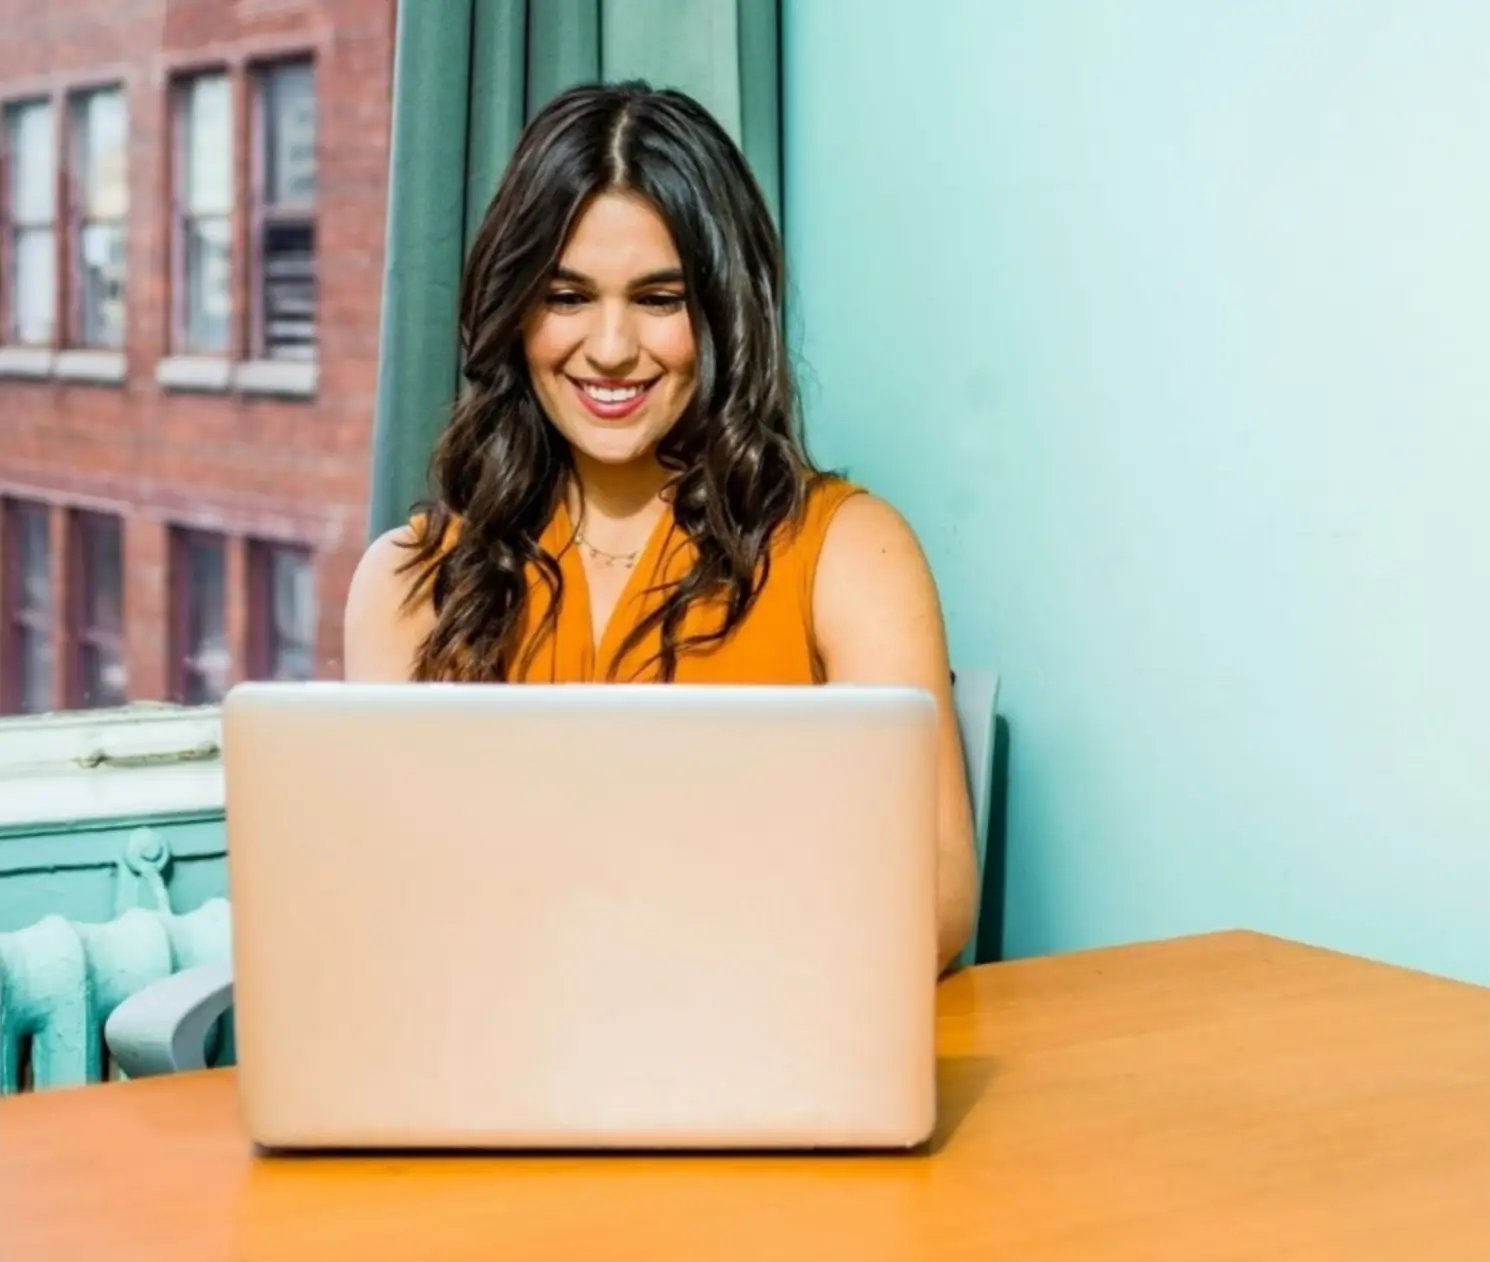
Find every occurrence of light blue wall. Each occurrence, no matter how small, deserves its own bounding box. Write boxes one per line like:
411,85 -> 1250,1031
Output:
784,1 -> 1490,984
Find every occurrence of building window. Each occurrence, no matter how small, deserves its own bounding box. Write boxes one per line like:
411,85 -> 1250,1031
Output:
252,60 -> 316,361
248,542 -> 315,681
2,100 -> 57,346
69,87 -> 128,349
3,500 -> 54,714
172,73 -> 233,355
170,528 -> 229,704
70,511 -> 127,708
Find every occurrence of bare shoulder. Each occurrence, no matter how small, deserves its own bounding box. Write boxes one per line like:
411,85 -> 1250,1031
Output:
821,491 -> 929,559
345,524 -> 424,619
342,524 -> 436,681
816,492 -> 941,609
812,492 -> 948,675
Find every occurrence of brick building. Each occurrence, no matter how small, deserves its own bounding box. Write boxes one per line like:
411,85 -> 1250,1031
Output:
0,0 -> 395,714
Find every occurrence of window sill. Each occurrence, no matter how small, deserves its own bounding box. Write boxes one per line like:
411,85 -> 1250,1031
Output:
234,359 -> 317,399
154,356 -> 318,400
156,356 -> 234,393
0,347 -> 56,379
0,702 -> 223,830
55,350 -> 127,385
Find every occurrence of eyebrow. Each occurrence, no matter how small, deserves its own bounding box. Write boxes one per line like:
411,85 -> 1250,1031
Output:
552,267 -> 685,289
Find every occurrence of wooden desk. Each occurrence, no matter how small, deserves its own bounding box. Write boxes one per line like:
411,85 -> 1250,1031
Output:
4,931 -> 1489,1260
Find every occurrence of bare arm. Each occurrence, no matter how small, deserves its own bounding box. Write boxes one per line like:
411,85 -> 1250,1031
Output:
812,494 -> 978,973
342,527 -> 432,682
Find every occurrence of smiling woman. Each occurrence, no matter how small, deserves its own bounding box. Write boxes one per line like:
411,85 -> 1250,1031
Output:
342,80 -> 978,969
346,81 -> 818,685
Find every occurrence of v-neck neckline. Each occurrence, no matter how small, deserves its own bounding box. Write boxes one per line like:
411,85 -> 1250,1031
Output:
555,496 -> 676,676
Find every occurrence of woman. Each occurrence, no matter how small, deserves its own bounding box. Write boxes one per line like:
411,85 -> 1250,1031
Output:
344,81 -> 977,970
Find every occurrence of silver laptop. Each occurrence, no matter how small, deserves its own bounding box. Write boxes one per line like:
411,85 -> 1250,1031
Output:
222,681 -> 940,1151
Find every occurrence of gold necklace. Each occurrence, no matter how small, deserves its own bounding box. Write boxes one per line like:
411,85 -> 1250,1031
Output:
574,530 -> 642,569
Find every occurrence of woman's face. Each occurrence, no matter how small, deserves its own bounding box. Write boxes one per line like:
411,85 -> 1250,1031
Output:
524,192 -> 697,469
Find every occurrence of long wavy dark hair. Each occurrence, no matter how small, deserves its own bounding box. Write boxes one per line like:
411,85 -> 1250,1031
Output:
398,80 -> 824,682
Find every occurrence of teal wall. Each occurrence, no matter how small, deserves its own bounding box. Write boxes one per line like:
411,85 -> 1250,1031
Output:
784,2 -> 1490,983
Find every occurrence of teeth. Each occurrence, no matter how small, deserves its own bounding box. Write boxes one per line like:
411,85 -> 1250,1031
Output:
582,383 -> 645,403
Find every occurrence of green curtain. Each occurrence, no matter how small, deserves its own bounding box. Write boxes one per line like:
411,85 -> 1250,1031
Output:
368,0 -> 782,540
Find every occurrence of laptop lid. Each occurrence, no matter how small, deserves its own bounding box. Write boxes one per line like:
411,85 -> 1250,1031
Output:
223,682 -> 939,1150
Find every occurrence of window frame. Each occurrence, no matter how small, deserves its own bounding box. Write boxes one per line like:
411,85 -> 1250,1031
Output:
248,56 -> 318,364
167,526 -> 229,707
0,97 -> 60,349
67,508 -> 128,710
65,84 -> 129,352
168,69 -> 235,358
2,499 -> 55,716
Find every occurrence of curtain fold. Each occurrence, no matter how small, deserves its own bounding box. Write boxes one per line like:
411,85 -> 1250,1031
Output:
464,0 -> 529,254
368,0 -> 782,540
526,0 -> 602,118
600,0 -> 781,223
367,0 -> 474,539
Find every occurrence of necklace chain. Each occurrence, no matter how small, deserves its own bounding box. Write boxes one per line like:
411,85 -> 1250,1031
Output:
575,529 -> 641,570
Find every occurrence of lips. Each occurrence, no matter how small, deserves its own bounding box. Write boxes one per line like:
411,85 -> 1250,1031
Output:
568,376 -> 658,421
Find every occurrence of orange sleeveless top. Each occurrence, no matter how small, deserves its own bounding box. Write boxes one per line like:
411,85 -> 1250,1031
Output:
429,476 -> 864,685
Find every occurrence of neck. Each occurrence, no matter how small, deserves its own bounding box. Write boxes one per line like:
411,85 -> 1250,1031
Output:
567,453 -> 671,536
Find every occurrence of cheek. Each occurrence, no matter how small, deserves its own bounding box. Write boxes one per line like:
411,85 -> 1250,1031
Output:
646,315 -> 697,377
523,313 -> 571,377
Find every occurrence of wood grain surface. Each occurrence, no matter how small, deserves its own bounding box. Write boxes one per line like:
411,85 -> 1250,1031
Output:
4,931 -> 1489,1260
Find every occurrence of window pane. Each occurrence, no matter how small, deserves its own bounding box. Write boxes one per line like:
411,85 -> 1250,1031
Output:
189,651 -> 230,703
182,534 -> 228,703
75,515 -> 127,710
270,548 -> 315,680
18,626 -> 54,714
7,101 -> 55,223
81,515 -> 124,634
12,227 -> 56,345
79,222 -> 126,348
262,220 -> 316,359
181,667 -> 222,707
16,505 -> 51,614
9,504 -> 53,715
264,62 -> 316,206
79,642 -> 128,709
188,536 -> 225,645
185,217 -> 232,352
77,88 -> 128,219
184,74 -> 232,216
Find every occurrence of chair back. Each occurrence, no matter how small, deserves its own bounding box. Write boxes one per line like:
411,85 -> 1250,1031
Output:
952,669 -> 1001,968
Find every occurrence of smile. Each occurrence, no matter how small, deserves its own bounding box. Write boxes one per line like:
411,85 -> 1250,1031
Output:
568,376 -> 658,421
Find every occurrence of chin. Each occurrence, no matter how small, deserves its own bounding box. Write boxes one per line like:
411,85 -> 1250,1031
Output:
568,422 -> 659,467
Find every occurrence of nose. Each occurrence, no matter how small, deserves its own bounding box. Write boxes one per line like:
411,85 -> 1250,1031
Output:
582,299 -> 640,376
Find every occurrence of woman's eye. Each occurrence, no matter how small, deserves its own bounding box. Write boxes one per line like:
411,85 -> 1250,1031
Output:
545,290 -> 587,309
639,291 -> 687,311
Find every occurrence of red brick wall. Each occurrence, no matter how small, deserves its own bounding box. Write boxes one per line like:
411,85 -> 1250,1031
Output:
0,0 -> 395,709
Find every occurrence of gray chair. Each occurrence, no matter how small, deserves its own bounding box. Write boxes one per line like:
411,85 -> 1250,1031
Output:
106,670 -> 1002,1078
951,668 -> 1001,969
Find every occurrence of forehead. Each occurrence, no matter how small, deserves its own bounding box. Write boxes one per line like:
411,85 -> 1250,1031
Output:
559,192 -> 681,278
